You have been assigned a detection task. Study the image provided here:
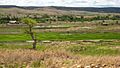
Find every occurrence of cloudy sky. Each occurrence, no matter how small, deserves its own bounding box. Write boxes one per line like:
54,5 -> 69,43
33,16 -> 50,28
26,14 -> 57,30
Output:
0,0 -> 120,7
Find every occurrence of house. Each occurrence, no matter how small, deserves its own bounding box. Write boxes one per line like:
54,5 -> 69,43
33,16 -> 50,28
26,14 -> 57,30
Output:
101,23 -> 109,26
9,21 -> 17,24
7,20 -> 22,25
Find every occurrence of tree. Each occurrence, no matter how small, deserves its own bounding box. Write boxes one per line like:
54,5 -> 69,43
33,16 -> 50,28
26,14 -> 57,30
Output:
21,18 -> 37,49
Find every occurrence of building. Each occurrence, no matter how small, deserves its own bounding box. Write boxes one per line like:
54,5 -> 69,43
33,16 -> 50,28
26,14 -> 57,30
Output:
9,21 -> 17,24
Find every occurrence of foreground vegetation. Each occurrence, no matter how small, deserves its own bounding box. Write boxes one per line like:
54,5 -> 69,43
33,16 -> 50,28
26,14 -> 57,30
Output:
0,50 -> 120,68
0,40 -> 120,68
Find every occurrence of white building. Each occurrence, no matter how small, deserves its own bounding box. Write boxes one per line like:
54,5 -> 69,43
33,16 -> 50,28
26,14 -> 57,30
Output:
9,21 -> 17,24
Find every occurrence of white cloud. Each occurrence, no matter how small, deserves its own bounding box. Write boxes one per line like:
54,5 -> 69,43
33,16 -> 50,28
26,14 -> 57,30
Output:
0,0 -> 120,7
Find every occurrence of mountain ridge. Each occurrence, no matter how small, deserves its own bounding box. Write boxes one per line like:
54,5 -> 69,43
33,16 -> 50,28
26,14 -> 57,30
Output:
0,5 -> 120,13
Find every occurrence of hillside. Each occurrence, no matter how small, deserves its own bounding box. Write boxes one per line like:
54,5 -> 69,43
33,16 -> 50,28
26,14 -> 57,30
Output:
0,5 -> 120,13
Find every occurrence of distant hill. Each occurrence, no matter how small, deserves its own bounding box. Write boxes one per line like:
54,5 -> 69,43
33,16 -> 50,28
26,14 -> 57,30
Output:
52,6 -> 120,13
0,5 -> 18,8
0,5 -> 120,13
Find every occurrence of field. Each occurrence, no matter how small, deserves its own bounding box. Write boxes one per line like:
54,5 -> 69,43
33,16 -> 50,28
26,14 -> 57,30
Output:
0,21 -> 120,68
0,7 -> 120,68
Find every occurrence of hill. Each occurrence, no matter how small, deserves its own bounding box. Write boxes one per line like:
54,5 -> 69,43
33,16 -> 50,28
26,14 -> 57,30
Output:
0,5 -> 120,13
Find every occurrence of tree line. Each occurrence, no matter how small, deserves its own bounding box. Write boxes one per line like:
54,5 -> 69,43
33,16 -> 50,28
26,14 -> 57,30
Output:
0,14 -> 120,24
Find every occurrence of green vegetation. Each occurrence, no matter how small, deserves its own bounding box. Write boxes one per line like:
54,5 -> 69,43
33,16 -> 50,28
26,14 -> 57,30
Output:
21,18 -> 37,49
68,45 -> 120,56
0,34 -> 30,42
0,32 -> 119,42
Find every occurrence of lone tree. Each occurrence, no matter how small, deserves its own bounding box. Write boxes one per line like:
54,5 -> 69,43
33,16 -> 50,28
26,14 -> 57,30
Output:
21,18 -> 37,49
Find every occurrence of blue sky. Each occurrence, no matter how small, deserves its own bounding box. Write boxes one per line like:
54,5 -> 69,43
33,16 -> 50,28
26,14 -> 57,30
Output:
0,0 -> 120,7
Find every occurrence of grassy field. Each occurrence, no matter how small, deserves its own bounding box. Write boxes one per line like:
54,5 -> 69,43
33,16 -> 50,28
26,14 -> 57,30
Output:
0,32 -> 120,42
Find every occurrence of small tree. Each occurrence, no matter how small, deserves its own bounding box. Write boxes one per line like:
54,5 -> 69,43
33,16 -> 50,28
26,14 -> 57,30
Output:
21,18 -> 37,49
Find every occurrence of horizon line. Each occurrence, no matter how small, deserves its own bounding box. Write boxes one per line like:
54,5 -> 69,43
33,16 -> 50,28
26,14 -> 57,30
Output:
0,5 -> 120,8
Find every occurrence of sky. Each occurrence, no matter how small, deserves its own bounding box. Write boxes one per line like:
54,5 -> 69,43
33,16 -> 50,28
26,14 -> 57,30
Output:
0,0 -> 120,7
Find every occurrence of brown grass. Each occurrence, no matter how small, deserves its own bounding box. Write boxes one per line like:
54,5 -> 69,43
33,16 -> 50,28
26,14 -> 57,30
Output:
0,49 -> 120,68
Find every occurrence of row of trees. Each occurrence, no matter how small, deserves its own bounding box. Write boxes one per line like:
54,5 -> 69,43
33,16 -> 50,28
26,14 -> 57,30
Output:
0,14 -> 120,24
0,16 -> 19,24
33,15 -> 120,23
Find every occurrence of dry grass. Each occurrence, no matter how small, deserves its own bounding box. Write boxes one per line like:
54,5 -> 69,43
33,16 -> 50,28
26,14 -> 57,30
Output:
0,49 -> 120,68
0,39 -> 120,68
